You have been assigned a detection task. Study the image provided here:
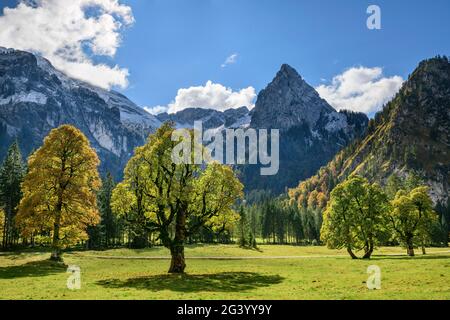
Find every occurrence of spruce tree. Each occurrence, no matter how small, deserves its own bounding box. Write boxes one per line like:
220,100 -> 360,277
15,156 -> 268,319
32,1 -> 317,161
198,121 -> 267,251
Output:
237,206 -> 248,247
99,173 -> 117,247
0,141 -> 25,249
87,173 -> 117,249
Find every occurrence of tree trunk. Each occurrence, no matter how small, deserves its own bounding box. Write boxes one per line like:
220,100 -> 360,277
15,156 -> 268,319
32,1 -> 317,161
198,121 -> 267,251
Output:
406,242 -> 415,257
132,233 -> 148,249
347,246 -> 358,259
1,215 -> 7,250
3,207 -> 11,250
421,246 -> 426,255
169,245 -> 186,273
362,241 -> 374,259
168,210 -> 187,274
50,212 -> 62,262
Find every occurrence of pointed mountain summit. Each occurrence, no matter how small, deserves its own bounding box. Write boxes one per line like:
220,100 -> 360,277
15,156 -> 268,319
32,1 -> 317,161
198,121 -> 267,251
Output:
240,64 -> 369,193
250,64 -> 337,131
162,63 -> 369,193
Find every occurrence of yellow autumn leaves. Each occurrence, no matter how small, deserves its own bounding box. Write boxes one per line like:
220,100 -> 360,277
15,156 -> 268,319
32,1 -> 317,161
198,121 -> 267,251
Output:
16,125 -> 101,260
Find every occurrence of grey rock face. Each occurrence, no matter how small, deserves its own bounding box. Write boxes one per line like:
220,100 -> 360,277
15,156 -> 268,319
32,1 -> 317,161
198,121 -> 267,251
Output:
250,64 -> 344,132
157,106 -> 250,130
240,64 -> 368,193
0,47 -> 161,178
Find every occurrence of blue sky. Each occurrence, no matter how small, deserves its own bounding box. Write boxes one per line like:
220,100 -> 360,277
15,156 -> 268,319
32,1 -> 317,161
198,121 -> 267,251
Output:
1,0 -> 450,115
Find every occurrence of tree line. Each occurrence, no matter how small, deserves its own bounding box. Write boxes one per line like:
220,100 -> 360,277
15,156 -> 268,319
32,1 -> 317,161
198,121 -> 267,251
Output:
0,123 -> 447,269
0,124 -> 243,273
235,192 -> 322,247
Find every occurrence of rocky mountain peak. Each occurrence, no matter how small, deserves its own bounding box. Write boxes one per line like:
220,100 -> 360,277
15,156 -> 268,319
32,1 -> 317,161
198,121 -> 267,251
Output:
0,48 -> 160,178
278,63 -> 303,80
250,64 -> 338,131
374,56 -> 450,140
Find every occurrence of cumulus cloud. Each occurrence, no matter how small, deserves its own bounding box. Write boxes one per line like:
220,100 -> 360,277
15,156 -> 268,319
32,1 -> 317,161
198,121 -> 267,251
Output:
150,81 -> 256,114
316,67 -> 404,114
0,0 -> 134,89
221,53 -> 238,68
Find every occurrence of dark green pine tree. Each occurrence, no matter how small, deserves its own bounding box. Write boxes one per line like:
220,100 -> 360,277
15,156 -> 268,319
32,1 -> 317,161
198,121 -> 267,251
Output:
87,173 -> 117,249
237,206 -> 249,247
0,141 -> 25,249
99,173 -> 117,247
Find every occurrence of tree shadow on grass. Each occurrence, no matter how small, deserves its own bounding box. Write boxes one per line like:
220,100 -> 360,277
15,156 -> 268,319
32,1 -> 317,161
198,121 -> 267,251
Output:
0,260 -> 67,279
97,272 -> 284,293
0,252 -> 51,261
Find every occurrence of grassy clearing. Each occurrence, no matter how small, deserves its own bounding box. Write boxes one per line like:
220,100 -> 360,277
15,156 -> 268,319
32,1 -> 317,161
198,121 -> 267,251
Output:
79,245 -> 449,258
1,245 -> 449,300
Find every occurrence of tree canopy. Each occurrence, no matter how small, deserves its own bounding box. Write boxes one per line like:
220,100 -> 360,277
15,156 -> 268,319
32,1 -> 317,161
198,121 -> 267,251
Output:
16,125 -> 101,261
389,186 -> 438,256
111,123 -> 243,273
321,176 -> 389,259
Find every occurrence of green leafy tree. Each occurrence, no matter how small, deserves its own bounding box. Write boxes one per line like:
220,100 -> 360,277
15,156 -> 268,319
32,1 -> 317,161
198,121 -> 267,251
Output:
111,123 -> 243,273
389,186 -> 438,256
0,141 -> 25,249
321,176 -> 389,259
321,181 -> 358,259
16,125 -> 101,261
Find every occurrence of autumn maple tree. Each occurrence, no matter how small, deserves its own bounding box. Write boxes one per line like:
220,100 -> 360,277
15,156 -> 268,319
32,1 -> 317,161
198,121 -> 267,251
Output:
321,176 -> 389,259
111,123 -> 243,273
16,125 -> 101,262
389,186 -> 438,256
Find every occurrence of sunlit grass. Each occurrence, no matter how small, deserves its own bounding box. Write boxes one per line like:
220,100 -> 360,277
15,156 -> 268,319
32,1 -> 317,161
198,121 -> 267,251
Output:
78,244 -> 450,258
1,245 -> 449,300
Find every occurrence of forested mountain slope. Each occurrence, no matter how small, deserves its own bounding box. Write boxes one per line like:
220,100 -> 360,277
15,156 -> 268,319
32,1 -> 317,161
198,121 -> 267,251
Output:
289,56 -> 450,210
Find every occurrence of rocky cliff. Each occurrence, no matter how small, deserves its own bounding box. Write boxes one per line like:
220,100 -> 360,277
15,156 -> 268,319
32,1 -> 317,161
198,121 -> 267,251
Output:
0,47 -> 160,177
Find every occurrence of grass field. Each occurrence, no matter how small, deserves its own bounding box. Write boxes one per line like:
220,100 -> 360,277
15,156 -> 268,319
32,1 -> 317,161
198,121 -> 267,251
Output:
1,245 -> 449,300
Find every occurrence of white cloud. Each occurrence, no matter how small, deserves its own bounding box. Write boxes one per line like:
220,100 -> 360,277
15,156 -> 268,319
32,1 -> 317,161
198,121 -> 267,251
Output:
144,105 -> 168,115
316,67 -> 404,114
0,0 -> 134,89
221,53 -> 238,68
152,81 -> 256,114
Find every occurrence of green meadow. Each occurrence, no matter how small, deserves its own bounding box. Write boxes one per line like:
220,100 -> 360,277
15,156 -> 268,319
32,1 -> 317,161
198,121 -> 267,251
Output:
1,245 -> 449,300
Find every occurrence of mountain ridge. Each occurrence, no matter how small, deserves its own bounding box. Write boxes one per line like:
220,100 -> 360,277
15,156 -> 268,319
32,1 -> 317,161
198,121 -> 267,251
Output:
0,47 -> 161,177
0,48 -> 369,194
156,106 -> 251,129
289,56 -> 450,208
